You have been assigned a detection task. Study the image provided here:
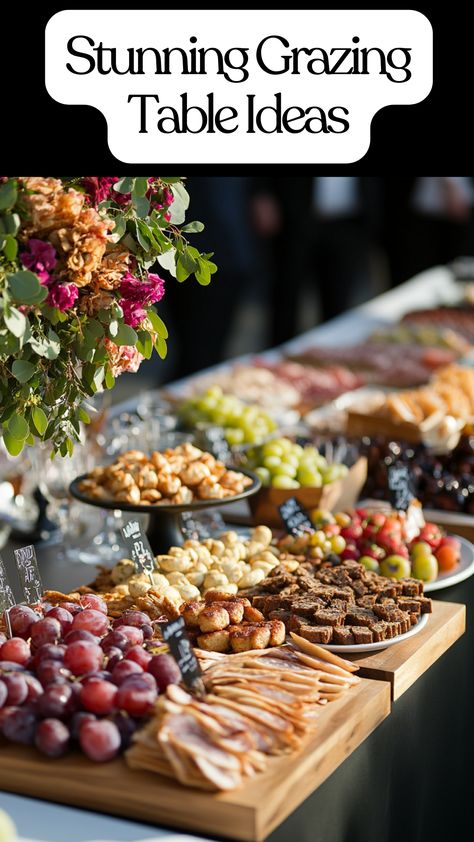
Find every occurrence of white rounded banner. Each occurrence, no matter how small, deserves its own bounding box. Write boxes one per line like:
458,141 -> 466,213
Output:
45,9 -> 433,163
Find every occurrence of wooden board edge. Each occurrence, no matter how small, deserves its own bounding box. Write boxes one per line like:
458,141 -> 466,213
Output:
392,602 -> 466,699
253,679 -> 391,840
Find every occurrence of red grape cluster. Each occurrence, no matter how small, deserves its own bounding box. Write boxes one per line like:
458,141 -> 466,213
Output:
0,595 -> 181,762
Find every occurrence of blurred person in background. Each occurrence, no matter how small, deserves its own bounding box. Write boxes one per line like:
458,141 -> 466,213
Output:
163,176 -> 258,380
250,176 -> 381,346
382,177 -> 474,286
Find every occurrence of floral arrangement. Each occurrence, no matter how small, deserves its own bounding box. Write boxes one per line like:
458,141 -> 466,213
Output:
0,176 -> 216,456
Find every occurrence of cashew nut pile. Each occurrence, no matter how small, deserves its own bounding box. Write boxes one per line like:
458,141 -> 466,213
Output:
78,444 -> 253,506
108,526 -> 299,611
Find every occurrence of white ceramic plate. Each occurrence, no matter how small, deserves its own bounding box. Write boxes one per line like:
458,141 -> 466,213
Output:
317,611 -> 429,654
423,534 -> 474,592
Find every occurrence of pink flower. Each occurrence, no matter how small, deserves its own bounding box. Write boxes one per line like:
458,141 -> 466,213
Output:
120,299 -> 147,328
119,271 -> 165,327
83,177 -> 130,207
47,282 -> 79,311
20,239 -> 57,283
104,339 -> 144,377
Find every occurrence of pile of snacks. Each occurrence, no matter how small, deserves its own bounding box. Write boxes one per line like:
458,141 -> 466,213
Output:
102,527 -> 296,611
0,593 -> 181,763
244,437 -> 348,490
290,343 -> 459,387
180,591 -> 286,653
256,359 -> 364,405
362,435 -> 474,514
279,506 -> 461,582
179,387 -> 277,446
401,306 -> 474,343
184,368 -> 301,412
368,324 -> 471,354
377,365 -> 474,428
127,639 -> 359,791
77,444 -> 254,506
248,559 -> 432,646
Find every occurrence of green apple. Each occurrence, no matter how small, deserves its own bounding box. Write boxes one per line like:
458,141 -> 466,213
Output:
380,554 -> 412,579
410,541 -> 432,559
411,553 -> 438,582
359,555 -> 380,573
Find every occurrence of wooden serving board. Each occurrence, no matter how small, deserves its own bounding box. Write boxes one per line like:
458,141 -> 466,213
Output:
345,600 -> 465,701
0,678 -> 390,842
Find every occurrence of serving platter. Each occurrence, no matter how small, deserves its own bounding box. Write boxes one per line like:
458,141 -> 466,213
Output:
70,467 -> 260,554
0,679 -> 390,842
317,612 -> 428,654
423,534 -> 474,592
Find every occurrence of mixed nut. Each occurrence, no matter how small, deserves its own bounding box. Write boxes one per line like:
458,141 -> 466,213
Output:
78,444 -> 254,506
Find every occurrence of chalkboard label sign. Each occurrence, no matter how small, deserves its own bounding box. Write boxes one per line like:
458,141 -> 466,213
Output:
0,555 -> 15,614
14,545 -> 43,604
121,520 -> 155,583
279,497 -> 315,536
387,464 -> 415,512
162,615 -> 205,695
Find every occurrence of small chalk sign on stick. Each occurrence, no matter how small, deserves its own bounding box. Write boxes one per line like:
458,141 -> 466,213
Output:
162,616 -> 205,696
0,555 -> 16,638
121,520 -> 155,584
387,463 -> 415,512
279,497 -> 315,536
14,544 -> 43,605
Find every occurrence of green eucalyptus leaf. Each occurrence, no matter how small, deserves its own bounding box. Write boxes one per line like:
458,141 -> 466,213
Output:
155,335 -> 167,360
134,177 -> 149,197
113,177 -> 135,194
148,309 -> 168,338
31,406 -> 48,435
7,271 -> 44,304
85,319 -> 104,338
135,220 -> 151,252
11,359 -> 36,383
160,177 -> 183,184
2,432 -> 24,456
105,367 -> 115,389
172,182 -> 190,209
181,221 -> 205,234
156,248 -> 177,277
4,307 -> 27,338
8,414 -> 29,440
3,235 -> 18,261
3,212 -> 20,235
0,180 -> 17,211
112,217 -> 126,240
108,319 -> 119,338
136,331 -> 153,359
195,260 -> 211,286
168,189 -> 186,225
76,406 -> 91,424
180,250 -> 199,273
114,323 -> 138,346
134,196 -> 150,218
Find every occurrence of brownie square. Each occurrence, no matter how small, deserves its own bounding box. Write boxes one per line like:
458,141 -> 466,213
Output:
313,608 -> 345,627
292,597 -> 326,617
299,624 -> 333,644
400,579 -> 423,596
333,627 -> 355,645
356,595 -> 377,608
371,622 -> 388,642
351,626 -> 374,644
289,614 -> 308,632
417,597 -> 432,614
396,598 -> 421,614
345,608 -> 377,628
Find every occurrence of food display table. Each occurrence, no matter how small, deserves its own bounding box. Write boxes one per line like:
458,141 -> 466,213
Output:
1,265 -> 471,842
